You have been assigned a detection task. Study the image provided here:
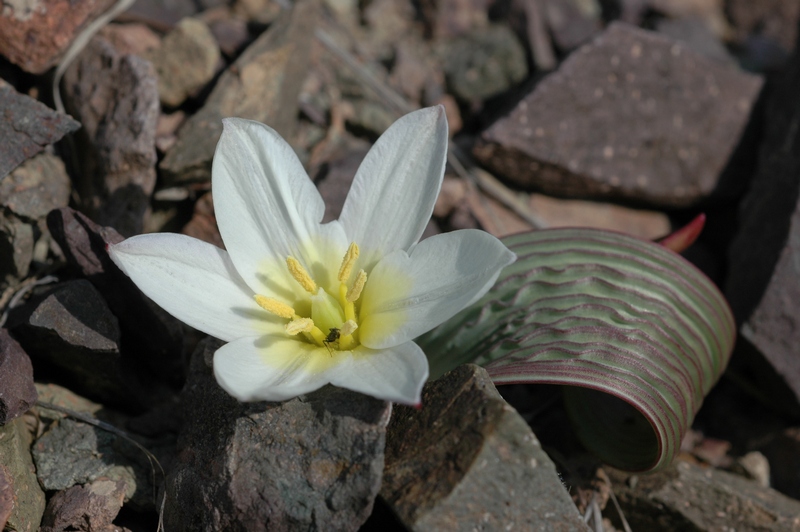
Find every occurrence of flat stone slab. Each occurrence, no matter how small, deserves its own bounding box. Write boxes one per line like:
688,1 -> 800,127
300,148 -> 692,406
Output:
474,22 -> 763,208
380,364 -> 586,531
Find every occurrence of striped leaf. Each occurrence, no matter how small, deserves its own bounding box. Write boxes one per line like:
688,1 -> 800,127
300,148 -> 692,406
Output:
418,228 -> 735,472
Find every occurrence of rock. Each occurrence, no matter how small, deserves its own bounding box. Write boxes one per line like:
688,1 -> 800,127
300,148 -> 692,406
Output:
0,329 -> 37,425
124,0 -> 198,28
62,36 -> 159,237
39,479 -> 128,532
727,0 -> 800,53
205,11 -> 252,58
380,364 -> 586,531
0,0 -> 116,74
164,338 -> 391,531
0,465 -> 12,528
315,139 -> 371,223
543,0 -> 603,51
732,451 -> 770,489
648,0 -> 728,40
160,0 -> 317,185
656,16 -> 735,64
758,428 -> 800,500
7,280 -> 140,408
438,24 -> 528,102
146,17 -> 221,107
0,418 -> 46,532
464,189 -> 534,238
0,212 -> 34,285
32,418 -> 153,511
155,111 -> 187,154
433,176 -> 467,218
181,192 -> 223,248
388,38 -> 446,107
528,193 -> 671,239
474,23 -> 763,208
47,207 -> 185,385
724,40 -> 800,405
606,460 -> 800,530
98,22 -> 162,57
0,83 -> 80,178
426,0 -> 491,39
1,152 -> 71,221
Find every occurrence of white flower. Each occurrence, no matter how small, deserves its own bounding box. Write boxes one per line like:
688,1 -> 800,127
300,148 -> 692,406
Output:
109,106 -> 515,405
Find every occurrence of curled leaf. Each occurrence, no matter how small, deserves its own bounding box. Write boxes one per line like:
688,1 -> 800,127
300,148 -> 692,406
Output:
658,213 -> 706,253
418,228 -> 735,471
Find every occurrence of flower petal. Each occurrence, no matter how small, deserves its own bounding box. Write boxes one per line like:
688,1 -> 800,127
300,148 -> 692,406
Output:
338,106 -> 448,269
359,229 -> 516,349
213,335 -> 428,405
213,335 -> 336,402
329,341 -> 429,406
212,118 -> 347,297
109,233 -> 278,342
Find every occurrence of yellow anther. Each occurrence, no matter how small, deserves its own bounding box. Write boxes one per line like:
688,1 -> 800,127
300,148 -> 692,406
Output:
340,319 -> 358,336
346,270 -> 367,302
338,242 -> 360,283
255,295 -> 295,319
285,318 -> 314,335
286,256 -> 317,293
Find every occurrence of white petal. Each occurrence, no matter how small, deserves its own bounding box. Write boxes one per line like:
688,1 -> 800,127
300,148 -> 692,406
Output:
109,233 -> 278,342
359,230 -> 516,349
213,335 -> 428,405
338,106 -> 448,269
212,118 -> 347,297
330,341 -> 429,406
213,335 -> 336,402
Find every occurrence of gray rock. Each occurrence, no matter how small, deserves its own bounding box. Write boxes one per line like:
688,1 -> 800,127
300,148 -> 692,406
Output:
32,417 -> 154,511
46,207 -> 185,382
39,479 -> 129,532
0,212 -> 34,285
656,16 -> 736,65
380,364 -> 586,531
0,417 -> 45,532
0,83 -> 80,178
160,0 -> 317,185
147,17 -> 221,107
725,40 -> 800,405
543,0 -> 603,51
607,460 -> 800,530
0,152 -> 71,220
438,24 -> 528,102
0,464 -> 12,528
164,338 -> 391,531
0,328 -> 37,425
8,280 -> 137,408
474,22 -> 763,208
62,36 -> 160,237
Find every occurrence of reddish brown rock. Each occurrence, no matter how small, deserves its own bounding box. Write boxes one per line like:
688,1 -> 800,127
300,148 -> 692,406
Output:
0,329 -> 37,425
39,479 -> 128,532
62,36 -> 159,237
0,0 -> 116,74
0,83 -> 80,178
474,22 -> 763,208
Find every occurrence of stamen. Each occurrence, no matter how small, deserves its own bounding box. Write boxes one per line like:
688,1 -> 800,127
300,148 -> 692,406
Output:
346,270 -> 367,302
286,256 -> 317,293
255,295 -> 295,319
309,325 -> 327,346
340,319 -> 358,336
338,242 -> 360,283
286,318 -> 314,335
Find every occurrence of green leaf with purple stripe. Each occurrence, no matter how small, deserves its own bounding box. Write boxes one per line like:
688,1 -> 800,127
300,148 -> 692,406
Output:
418,228 -> 735,472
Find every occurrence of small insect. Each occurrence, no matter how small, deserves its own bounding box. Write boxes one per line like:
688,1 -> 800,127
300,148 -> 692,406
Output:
323,327 -> 341,355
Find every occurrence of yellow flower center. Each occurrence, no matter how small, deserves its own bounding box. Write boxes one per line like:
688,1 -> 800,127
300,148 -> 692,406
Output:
254,242 -> 366,353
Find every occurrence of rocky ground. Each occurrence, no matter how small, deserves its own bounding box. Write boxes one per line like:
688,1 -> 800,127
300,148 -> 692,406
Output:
2,0 -> 800,530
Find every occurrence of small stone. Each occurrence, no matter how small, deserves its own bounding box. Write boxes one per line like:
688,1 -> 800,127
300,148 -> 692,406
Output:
32,417 -> 153,511
433,176 -> 467,218
160,0 -> 317,185
543,0 -> 603,51
46,208 -> 185,381
124,0 -> 198,27
0,0 -> 116,73
427,0 -> 491,39
438,24 -> 528,102
733,451 -> 770,488
146,17 -> 221,107
98,22 -> 161,57
62,36 -> 159,237
0,418 -> 46,532
207,14 -> 251,58
381,364 -> 585,530
0,328 -> 37,425
474,23 -> 763,208
165,338 -> 391,530
0,152 -> 71,220
0,83 -> 80,178
39,479 -> 128,532
181,192 -> 223,248
759,428 -> 800,499
607,459 -> 800,530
